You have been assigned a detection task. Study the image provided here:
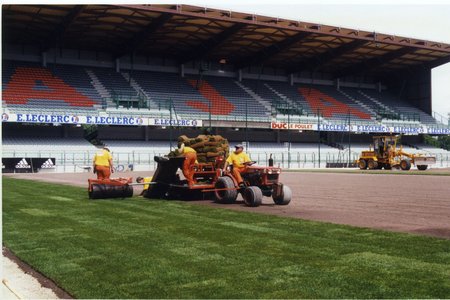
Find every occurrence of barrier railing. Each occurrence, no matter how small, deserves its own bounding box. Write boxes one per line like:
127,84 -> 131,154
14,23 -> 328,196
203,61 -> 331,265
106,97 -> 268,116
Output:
3,150 -> 449,172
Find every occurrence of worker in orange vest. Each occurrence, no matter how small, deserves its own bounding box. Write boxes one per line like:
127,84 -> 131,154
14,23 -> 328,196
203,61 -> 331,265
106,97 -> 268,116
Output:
223,144 -> 252,187
93,147 -> 114,180
178,142 -> 197,187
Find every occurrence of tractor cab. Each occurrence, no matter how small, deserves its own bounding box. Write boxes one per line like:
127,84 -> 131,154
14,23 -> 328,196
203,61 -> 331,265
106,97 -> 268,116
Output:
373,135 -> 396,158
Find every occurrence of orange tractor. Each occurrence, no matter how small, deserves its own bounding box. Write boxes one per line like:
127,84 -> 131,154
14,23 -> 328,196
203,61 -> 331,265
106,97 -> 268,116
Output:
214,162 -> 291,207
144,156 -> 292,207
357,135 -> 436,171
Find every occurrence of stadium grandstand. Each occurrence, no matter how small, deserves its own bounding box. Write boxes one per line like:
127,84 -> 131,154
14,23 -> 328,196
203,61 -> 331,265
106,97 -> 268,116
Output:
2,4 -> 450,172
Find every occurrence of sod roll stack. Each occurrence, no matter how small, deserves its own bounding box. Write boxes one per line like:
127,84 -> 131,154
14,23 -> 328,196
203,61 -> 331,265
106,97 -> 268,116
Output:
168,135 -> 229,163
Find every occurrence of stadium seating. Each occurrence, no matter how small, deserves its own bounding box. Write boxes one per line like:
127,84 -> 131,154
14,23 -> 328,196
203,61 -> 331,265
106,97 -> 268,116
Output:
298,86 -> 372,121
89,67 -> 145,109
2,60 -> 441,127
129,70 -> 212,116
2,62 -> 101,112
259,81 -> 316,115
358,89 -> 437,124
185,78 -> 236,115
196,76 -> 271,117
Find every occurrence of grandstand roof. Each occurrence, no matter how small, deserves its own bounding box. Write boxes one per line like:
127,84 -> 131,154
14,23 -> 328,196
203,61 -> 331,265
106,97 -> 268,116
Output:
3,4 -> 450,77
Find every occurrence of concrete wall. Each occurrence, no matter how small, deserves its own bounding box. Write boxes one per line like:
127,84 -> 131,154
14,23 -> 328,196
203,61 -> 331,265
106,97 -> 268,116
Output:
2,123 -> 83,138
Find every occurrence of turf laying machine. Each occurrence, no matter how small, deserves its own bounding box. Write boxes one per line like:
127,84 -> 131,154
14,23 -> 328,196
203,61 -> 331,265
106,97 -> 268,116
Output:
356,135 -> 436,170
143,134 -> 292,207
144,156 -> 291,206
143,156 -> 221,200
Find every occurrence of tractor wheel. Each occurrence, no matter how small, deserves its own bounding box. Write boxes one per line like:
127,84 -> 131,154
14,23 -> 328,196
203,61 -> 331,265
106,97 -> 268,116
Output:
358,160 -> 367,170
384,164 -> 392,170
273,185 -> 292,205
214,176 -> 238,204
368,160 -> 378,170
417,165 -> 428,171
400,159 -> 412,171
243,186 -> 263,207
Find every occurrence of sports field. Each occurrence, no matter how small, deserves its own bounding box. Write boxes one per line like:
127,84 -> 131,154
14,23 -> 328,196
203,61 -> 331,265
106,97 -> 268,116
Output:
3,176 -> 450,298
8,169 -> 450,238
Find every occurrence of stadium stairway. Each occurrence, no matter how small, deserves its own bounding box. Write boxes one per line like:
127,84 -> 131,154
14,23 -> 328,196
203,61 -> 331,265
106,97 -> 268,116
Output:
129,70 -> 210,116
337,88 -> 378,118
85,69 -> 112,106
192,76 -> 271,117
234,80 -> 272,114
262,81 -> 315,115
121,72 -> 157,109
89,68 -> 140,107
263,82 -> 301,111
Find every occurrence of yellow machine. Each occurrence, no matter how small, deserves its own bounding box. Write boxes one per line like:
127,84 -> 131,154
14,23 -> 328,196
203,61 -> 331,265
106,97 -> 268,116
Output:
357,135 -> 436,171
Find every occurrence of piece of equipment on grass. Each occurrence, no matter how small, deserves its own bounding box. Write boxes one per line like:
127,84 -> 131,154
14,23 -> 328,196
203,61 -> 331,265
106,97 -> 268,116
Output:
144,156 -> 221,200
88,177 -> 134,199
356,135 -> 436,171
212,161 -> 292,207
145,156 -> 292,207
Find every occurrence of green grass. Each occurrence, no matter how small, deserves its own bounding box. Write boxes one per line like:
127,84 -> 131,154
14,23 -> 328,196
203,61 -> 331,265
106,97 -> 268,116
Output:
3,177 -> 450,299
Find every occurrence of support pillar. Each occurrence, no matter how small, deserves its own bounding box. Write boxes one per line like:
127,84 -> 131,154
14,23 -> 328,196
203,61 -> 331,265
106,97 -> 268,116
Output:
63,125 -> 69,138
115,58 -> 120,72
180,64 -> 185,77
144,126 -> 149,141
42,52 -> 47,67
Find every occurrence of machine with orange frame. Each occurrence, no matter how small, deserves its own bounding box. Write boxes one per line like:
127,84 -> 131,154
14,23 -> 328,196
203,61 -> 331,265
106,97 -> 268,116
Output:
144,156 -> 292,207
213,162 -> 292,207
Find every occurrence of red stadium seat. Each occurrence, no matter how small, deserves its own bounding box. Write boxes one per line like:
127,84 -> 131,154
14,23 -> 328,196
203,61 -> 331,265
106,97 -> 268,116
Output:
3,67 -> 96,107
